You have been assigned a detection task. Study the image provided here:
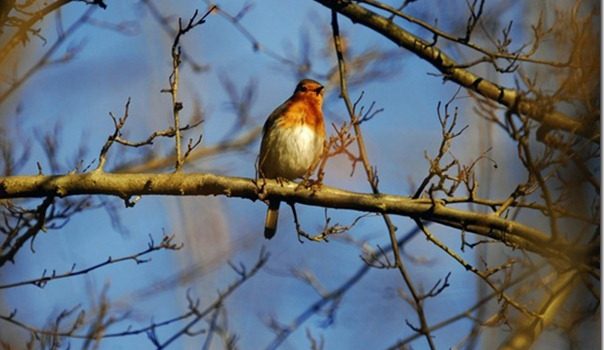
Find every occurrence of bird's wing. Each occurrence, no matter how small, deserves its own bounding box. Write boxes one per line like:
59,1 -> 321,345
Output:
257,99 -> 291,176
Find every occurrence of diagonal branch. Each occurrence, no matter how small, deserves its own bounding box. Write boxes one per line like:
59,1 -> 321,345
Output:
0,0 -> 71,64
264,226 -> 421,349
0,0 -> 106,64
0,6 -> 97,105
0,196 -> 53,267
313,0 -> 596,140
499,269 -> 580,350
387,261 -> 549,349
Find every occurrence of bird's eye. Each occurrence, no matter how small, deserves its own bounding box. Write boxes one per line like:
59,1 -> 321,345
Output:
299,86 -> 307,92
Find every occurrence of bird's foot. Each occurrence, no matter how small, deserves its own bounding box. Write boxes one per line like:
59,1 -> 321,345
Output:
296,177 -> 322,193
275,177 -> 289,186
254,177 -> 269,201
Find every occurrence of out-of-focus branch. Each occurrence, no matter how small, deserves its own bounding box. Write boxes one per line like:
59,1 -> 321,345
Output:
0,288 -> 122,348
0,172 -> 596,267
0,0 -> 70,64
265,226 -> 421,350
386,262 -> 549,349
141,0 -> 208,72
151,248 -> 268,348
499,270 -> 579,350
1,196 -> 98,266
313,0 -> 597,141
0,0 -> 106,64
0,6 -> 96,105
210,3 -> 295,67
0,196 -> 53,267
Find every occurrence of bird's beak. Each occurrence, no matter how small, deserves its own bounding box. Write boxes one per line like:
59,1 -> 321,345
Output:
315,86 -> 324,96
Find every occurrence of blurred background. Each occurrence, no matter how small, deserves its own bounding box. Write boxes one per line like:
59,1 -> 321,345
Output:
0,1 -> 599,349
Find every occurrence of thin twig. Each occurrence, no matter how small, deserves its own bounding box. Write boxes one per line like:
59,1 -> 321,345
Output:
0,234 -> 182,290
163,5 -> 215,171
331,10 -> 435,349
264,226 -> 422,350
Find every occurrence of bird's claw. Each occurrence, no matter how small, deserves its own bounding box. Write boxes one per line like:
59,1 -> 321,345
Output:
254,177 -> 269,200
296,177 -> 322,193
276,177 -> 289,186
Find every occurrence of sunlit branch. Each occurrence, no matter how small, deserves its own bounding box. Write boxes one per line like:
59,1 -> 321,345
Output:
156,5 -> 214,172
0,0 -> 106,63
499,269 -> 579,349
0,0 -> 71,64
0,171 -> 595,268
314,0 -> 596,140
357,0 -> 573,68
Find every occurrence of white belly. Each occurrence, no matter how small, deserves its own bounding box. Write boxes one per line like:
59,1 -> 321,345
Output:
260,125 -> 323,180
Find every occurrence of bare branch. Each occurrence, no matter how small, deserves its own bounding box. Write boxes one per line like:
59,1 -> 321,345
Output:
331,10 -> 435,349
162,5 -> 215,171
0,172 -> 595,269
0,233 -> 181,289
314,0 -> 597,140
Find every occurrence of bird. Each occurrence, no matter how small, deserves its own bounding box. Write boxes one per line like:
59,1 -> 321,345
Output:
258,79 -> 326,239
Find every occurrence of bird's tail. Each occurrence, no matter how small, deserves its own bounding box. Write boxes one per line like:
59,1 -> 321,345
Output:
264,200 -> 281,239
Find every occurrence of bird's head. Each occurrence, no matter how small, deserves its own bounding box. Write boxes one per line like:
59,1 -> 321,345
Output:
293,79 -> 324,102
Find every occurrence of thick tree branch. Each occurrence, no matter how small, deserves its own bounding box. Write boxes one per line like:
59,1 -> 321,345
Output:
313,0 -> 596,140
0,172 -> 595,268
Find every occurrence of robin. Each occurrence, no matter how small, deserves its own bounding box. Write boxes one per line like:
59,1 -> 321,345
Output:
258,79 -> 326,239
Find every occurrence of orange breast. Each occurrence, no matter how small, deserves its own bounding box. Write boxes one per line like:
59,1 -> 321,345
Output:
279,95 -> 325,137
